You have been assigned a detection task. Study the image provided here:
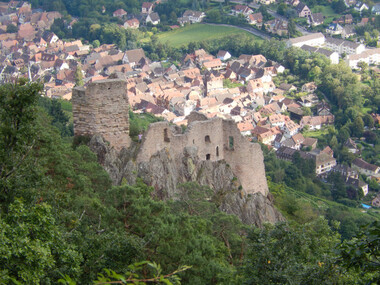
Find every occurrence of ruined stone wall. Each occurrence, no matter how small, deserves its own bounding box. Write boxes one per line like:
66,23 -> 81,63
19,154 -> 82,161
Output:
137,115 -> 268,195
72,79 -> 131,150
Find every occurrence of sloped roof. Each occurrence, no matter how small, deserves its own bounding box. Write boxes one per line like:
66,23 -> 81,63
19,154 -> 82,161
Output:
353,158 -> 379,172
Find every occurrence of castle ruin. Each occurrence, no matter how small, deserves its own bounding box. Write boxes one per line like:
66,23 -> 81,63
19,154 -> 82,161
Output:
72,78 -> 268,196
137,112 -> 268,196
72,79 -> 131,150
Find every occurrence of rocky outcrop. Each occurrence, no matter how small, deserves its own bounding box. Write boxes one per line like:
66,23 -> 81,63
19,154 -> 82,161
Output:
89,135 -> 284,226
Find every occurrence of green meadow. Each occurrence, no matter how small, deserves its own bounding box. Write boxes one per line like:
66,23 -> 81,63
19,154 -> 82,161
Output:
156,23 -> 262,47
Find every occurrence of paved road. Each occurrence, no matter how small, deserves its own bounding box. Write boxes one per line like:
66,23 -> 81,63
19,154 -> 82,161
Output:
202,23 -> 272,40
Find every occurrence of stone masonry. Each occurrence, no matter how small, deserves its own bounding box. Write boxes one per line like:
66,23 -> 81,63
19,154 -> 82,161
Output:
72,79 -> 131,150
137,112 -> 269,196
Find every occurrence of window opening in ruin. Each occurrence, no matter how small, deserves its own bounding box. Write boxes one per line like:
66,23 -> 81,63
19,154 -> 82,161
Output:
229,136 -> 234,149
216,146 -> 219,157
164,128 -> 170,142
206,154 -> 211,160
205,135 -> 211,143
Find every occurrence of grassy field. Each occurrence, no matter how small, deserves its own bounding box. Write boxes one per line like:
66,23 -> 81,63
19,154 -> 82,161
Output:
311,5 -> 339,17
156,24 -> 262,48
311,5 -> 341,24
303,128 -> 329,139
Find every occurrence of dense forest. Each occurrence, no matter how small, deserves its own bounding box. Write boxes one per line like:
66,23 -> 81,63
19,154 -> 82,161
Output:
0,79 -> 379,284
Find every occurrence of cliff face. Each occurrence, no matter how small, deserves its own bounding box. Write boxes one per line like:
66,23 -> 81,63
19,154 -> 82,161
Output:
89,135 -> 284,226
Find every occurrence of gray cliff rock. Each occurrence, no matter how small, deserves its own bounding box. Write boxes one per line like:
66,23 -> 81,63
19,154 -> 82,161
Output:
89,135 -> 284,226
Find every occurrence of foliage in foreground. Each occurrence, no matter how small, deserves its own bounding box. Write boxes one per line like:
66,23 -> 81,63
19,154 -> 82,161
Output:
241,218 -> 342,284
1,81 -> 379,284
59,262 -> 190,285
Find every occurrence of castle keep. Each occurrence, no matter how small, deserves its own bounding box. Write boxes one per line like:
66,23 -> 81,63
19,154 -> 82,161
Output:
72,79 -> 131,150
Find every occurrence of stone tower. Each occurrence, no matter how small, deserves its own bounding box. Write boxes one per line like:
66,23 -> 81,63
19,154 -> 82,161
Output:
72,79 -> 131,150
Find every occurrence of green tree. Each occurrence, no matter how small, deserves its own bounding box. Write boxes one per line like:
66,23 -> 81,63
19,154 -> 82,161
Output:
337,221 -> 380,283
277,3 -> 287,16
287,19 -> 297,38
206,10 -> 222,23
363,113 -> 374,128
241,218 -> 342,284
352,116 -> 364,138
0,199 -> 82,284
332,0 -> 346,13
330,136 -> 338,149
92,39 -> 100,48
74,64 -> 84,86
0,79 -> 43,200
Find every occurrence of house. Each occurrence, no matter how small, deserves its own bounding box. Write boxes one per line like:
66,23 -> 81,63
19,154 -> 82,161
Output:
310,13 -> 324,26
344,0 -> 356,7
276,146 -> 312,162
233,5 -> 253,16
296,3 -> 311,18
344,138 -> 359,153
252,126 -> 276,144
302,137 -> 317,150
346,177 -> 368,196
291,133 -> 305,149
288,0 -> 300,6
326,23 -> 343,35
217,50 -> 231,61
372,194 -> 380,207
113,9 -> 127,19
279,83 -> 297,92
345,48 -> 380,69
142,2 -> 154,14
182,10 -> 205,23
54,59 -> 69,70
203,58 -> 223,71
322,146 -> 334,157
300,44 -> 340,64
287,32 -> 325,48
258,0 -> 276,4
268,113 -> 287,127
301,82 -> 317,93
298,93 -> 319,107
342,25 -> 355,39
122,48 -> 148,68
325,37 -> 365,55
300,115 -> 334,130
264,19 -> 288,36
42,31 -> 59,44
283,119 -> 300,138
276,146 -> 298,161
237,121 -> 254,136
318,104 -> 332,116
352,158 -> 380,176
247,12 -> 263,26
372,4 -> 380,15
337,14 -> 353,25
309,149 -> 337,175
354,2 -> 368,12
332,164 -> 359,179
146,12 -> 160,25
124,18 -> 140,29
288,106 -> 304,120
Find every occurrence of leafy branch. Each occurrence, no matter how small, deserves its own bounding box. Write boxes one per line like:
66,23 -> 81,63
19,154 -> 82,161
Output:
58,261 -> 191,285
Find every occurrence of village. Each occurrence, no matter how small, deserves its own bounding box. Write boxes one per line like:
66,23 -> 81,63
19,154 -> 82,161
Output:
0,0 -> 380,207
